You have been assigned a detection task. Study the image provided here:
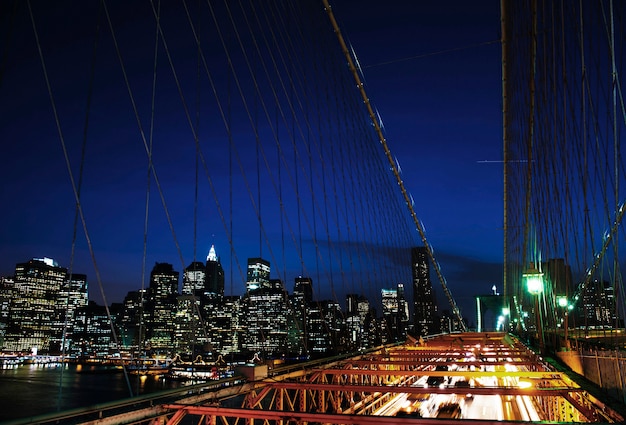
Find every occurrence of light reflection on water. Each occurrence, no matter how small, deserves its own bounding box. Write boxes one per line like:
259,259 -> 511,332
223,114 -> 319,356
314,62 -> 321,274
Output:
0,363 -> 183,422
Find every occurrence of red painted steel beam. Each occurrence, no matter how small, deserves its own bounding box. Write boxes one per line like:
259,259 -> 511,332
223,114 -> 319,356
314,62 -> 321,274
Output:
160,404 -> 543,425
259,381 -> 580,396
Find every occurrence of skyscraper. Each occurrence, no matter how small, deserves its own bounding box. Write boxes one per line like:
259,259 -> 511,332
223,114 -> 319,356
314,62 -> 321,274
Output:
182,261 -> 206,296
4,258 -> 69,353
292,277 -> 313,353
205,245 -> 225,296
58,273 -> 88,352
307,300 -> 344,355
345,293 -> 374,351
580,279 -> 618,328
241,284 -> 289,355
381,284 -> 409,343
246,258 -> 270,292
145,263 -> 179,354
412,247 -> 438,337
117,289 -> 146,352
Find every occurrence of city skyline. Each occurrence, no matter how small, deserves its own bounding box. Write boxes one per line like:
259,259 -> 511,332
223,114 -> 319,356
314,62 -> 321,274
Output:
1,251 -> 617,358
1,252 -> 445,358
0,0 -> 503,320
0,246 -> 433,314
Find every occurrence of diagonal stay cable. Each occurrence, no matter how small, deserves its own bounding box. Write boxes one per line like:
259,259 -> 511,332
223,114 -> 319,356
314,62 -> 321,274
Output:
323,0 -> 466,330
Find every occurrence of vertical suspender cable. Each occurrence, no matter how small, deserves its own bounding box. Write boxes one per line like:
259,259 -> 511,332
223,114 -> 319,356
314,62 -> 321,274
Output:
608,0 -> 620,330
523,0 -> 538,273
500,0 -> 510,320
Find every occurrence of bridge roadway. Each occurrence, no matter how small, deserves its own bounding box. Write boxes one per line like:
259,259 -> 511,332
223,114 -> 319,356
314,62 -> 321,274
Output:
16,332 -> 625,424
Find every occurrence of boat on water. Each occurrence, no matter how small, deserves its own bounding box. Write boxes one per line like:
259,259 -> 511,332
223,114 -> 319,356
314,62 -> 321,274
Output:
127,358 -> 172,376
0,355 -> 23,368
167,354 -> 232,381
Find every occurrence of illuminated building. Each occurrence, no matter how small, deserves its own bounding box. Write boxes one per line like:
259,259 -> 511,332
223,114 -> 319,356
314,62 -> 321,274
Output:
381,284 -> 409,343
180,245 -> 224,299
0,277 -> 14,348
117,289 -> 146,353
174,294 -> 202,356
345,294 -> 375,351
412,247 -> 438,336
292,277 -> 313,353
73,301 -> 120,357
246,258 -> 270,292
205,245 -> 225,296
4,258 -> 68,353
58,273 -> 88,353
207,295 -> 242,355
241,283 -> 289,356
307,300 -> 345,356
439,309 -> 463,333
145,263 -> 179,354
580,279 -> 619,328
182,261 -> 206,296
171,246 -> 230,357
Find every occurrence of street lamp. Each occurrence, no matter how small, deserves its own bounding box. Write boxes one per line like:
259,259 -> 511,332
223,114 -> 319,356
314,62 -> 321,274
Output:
501,307 -> 510,332
556,295 -> 570,349
524,262 -> 544,294
523,262 -> 544,352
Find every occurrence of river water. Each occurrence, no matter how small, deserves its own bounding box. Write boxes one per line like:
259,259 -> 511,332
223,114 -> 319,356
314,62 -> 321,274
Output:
0,363 -> 184,422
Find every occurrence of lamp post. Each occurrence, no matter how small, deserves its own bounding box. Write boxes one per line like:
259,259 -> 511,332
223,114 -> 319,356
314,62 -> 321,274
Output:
523,262 -> 544,353
556,295 -> 571,349
501,307 -> 510,332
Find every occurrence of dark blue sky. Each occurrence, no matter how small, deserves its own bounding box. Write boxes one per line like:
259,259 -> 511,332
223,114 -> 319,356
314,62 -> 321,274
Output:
333,1 -> 504,314
0,0 -> 502,322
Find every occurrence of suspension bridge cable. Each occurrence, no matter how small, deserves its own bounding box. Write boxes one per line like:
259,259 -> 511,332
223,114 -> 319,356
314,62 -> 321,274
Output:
27,0 -> 134,397
323,0 -> 467,330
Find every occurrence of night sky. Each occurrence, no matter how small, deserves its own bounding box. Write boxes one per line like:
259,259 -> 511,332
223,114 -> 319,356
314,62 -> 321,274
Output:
0,0 -> 503,323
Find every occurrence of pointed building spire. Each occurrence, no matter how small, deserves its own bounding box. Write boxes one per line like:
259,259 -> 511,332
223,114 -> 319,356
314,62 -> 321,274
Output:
207,244 -> 217,262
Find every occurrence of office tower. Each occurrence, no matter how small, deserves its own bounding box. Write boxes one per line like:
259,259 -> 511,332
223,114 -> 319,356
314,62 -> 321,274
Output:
176,247 -> 225,356
117,289 -> 146,352
292,277 -> 313,351
209,295 -> 242,355
205,245 -> 225,296
179,262 -> 208,355
307,300 -> 345,356
346,293 -> 360,316
580,279 -> 618,328
246,258 -> 270,292
174,294 -> 202,356
182,261 -> 206,296
397,283 -> 410,329
0,277 -> 14,348
381,284 -> 408,343
58,273 -> 88,352
294,277 -> 313,303
241,285 -> 289,355
346,294 -> 374,351
145,263 -> 179,354
4,258 -> 68,353
73,301 -> 121,357
412,247 -> 438,337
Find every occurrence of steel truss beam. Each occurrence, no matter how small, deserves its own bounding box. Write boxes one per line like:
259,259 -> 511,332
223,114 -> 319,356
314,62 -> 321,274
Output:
160,405 -> 559,425
78,334 -> 623,424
